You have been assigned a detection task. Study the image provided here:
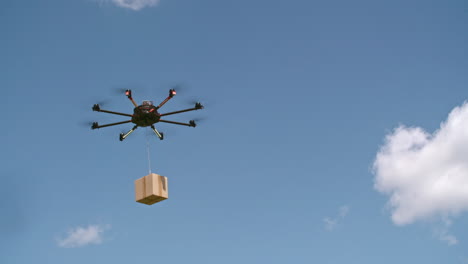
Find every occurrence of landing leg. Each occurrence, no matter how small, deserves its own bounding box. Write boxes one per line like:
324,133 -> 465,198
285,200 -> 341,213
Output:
120,125 -> 138,141
151,125 -> 164,140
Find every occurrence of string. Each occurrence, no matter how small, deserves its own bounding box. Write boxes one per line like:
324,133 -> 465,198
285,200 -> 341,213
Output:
146,128 -> 152,174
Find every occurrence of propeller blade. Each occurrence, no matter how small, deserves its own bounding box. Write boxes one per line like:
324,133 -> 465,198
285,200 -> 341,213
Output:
78,121 -> 95,128
190,117 -> 207,126
111,86 -> 146,96
95,100 -> 109,106
169,83 -> 188,94
112,88 -> 128,95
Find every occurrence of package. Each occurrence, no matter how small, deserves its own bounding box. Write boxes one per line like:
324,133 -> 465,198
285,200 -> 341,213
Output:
135,173 -> 168,205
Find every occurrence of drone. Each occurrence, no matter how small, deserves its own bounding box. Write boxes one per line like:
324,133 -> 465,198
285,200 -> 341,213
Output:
91,89 -> 204,141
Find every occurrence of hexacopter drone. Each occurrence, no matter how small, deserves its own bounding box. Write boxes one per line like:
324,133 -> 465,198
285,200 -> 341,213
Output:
91,89 -> 204,141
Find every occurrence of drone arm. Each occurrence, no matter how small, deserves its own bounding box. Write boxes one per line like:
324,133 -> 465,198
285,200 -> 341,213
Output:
159,119 -> 196,127
97,109 -> 133,117
92,120 -> 132,129
92,104 -> 133,117
160,102 -> 203,117
160,108 -> 202,117
125,90 -> 138,107
129,98 -> 138,108
156,89 -> 177,109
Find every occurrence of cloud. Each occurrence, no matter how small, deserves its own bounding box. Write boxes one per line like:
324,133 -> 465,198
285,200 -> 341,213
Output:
108,0 -> 160,10
323,217 -> 337,231
338,205 -> 349,217
57,224 -> 109,248
433,218 -> 458,246
323,205 -> 350,231
373,102 -> 468,244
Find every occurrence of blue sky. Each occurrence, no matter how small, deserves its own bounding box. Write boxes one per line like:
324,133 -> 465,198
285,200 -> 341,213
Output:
1,0 -> 467,263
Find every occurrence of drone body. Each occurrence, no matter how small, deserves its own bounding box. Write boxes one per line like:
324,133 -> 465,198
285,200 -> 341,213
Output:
131,101 -> 161,127
92,89 -> 203,141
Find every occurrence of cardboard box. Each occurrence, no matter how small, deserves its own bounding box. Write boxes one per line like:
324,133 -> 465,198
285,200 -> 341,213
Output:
135,173 -> 168,205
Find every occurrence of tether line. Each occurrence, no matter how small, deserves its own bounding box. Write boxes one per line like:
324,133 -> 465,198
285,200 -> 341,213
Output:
146,128 -> 152,174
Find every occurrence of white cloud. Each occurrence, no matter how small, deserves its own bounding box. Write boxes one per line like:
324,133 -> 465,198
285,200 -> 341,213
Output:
437,230 -> 458,246
94,0 -> 161,11
323,205 -> 350,231
323,217 -> 337,231
433,218 -> 458,246
339,205 -> 349,218
373,102 -> 468,244
57,224 -> 108,248
109,0 -> 160,10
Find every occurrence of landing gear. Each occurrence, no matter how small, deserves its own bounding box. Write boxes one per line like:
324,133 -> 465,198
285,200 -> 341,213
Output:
120,125 -> 138,141
118,126 -> 163,141
151,125 -> 164,140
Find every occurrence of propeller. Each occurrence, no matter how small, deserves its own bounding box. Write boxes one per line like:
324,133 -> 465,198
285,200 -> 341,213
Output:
112,87 -> 128,95
111,86 -> 146,96
169,83 -> 188,94
86,99 -> 110,112
189,117 -> 207,127
94,99 -> 109,106
112,88 -> 135,99
192,117 -> 206,122
78,121 -> 96,129
181,97 -> 200,106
